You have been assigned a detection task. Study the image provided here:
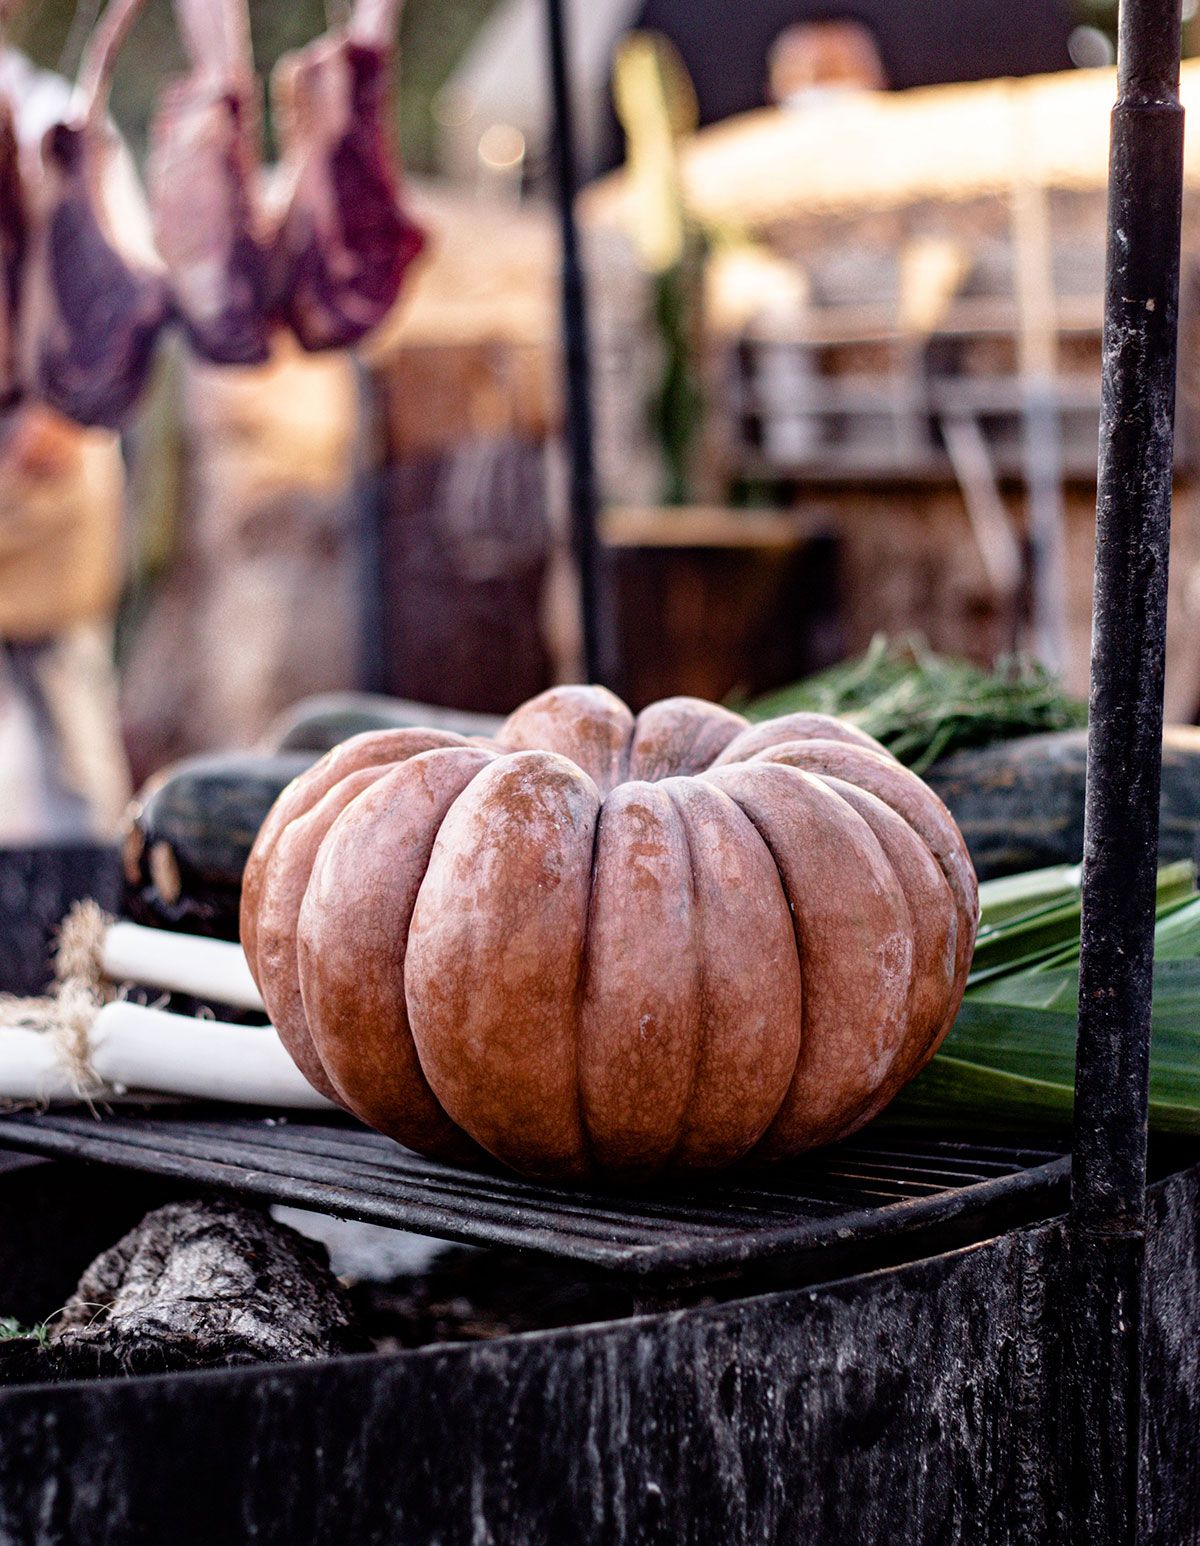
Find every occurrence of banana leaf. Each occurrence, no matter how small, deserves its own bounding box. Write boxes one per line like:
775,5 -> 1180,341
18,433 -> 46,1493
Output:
883,1053 -> 1075,1136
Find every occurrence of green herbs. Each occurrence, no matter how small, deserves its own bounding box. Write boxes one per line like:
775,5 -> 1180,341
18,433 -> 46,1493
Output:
744,635 -> 1087,772
882,861 -> 1200,1136
0,1317 -> 48,1344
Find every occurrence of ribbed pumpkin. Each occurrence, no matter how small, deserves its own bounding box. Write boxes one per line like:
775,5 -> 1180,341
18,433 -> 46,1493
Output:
242,686 -> 978,1181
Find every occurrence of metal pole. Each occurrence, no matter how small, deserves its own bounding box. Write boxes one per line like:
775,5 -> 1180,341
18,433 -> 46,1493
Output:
543,0 -> 611,688
1070,2 -> 1184,1542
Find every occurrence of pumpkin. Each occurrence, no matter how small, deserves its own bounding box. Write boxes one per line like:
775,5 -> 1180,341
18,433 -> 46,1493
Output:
242,686 -> 978,1181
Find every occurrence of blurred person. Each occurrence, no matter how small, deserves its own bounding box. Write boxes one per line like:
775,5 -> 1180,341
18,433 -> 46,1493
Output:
767,19 -> 888,105
0,47 -> 133,842
0,406 -> 131,841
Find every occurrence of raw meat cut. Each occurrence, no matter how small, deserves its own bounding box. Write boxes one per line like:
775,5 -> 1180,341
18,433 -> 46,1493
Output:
148,0 -> 271,365
268,0 -> 425,352
20,0 -> 170,428
0,94 -> 25,407
0,46 -> 76,413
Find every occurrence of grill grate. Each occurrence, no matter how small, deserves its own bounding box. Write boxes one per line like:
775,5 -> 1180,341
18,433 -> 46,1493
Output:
0,1108 -> 1070,1287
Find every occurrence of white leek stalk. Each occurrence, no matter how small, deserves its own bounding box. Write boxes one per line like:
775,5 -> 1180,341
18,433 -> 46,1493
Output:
89,1002 -> 333,1107
0,1001 -> 334,1109
101,922 -> 263,1011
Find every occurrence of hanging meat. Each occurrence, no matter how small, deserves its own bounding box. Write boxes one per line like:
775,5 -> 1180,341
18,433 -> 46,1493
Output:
20,0 -> 170,429
0,94 -> 25,408
147,0 -> 271,366
268,0 -> 426,353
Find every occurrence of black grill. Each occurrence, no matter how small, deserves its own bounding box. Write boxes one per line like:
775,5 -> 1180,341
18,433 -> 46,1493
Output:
0,1108 -> 1069,1288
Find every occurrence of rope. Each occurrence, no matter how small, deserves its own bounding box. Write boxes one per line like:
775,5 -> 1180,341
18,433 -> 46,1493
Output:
0,900 -> 115,1099
54,897 -> 110,988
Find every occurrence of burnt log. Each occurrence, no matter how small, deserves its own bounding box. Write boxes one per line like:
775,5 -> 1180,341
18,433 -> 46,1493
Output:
1,1196 -> 360,1384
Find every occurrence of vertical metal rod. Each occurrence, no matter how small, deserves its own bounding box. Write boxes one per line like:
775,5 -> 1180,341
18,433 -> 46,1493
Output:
543,0 -> 609,687
1070,2 -> 1184,1542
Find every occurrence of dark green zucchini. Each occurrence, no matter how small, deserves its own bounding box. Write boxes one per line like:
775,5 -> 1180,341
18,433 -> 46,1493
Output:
266,692 -> 503,755
120,752 -> 316,940
927,725 -> 1200,880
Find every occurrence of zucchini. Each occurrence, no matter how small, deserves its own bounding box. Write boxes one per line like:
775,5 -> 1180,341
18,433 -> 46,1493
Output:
266,693 -> 503,755
927,726 -> 1200,880
121,753 -> 316,940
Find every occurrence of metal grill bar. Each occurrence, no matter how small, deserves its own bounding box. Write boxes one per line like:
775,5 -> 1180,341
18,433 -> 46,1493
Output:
0,1110 -> 1069,1288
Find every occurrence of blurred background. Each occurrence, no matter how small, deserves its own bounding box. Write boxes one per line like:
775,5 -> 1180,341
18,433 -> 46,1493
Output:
6,0 -> 1200,839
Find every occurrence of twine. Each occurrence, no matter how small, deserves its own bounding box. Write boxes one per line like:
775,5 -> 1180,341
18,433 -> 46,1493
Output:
54,898 -> 111,989
0,900 -> 115,1100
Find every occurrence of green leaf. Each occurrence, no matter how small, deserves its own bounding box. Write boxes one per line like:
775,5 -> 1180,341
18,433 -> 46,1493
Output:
976,865 -> 1081,928
890,859 -> 1200,1140
879,1054 -> 1075,1135
968,860 -> 1197,986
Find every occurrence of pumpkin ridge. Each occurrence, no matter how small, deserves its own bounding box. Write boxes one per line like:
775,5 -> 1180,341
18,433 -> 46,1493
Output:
769,741 -> 978,1079
241,725 -> 479,974
690,768 -> 812,1149
711,712 -> 888,772
773,770 -> 906,1146
256,764 -> 391,1103
649,775 -> 804,1170
298,745 -> 493,1158
572,786 -> 607,1172
577,781 -> 703,1176
697,764 -> 808,960
658,781 -> 706,1170
796,773 -> 930,1143
628,697 -> 748,782
813,773 -> 959,1079
498,685 -> 634,795
399,748 -> 503,1115
706,761 -> 917,1155
403,751 -> 599,1177
747,739 -> 978,996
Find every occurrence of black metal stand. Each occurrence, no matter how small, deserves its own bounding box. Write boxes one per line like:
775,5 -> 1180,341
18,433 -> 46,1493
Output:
542,0 -> 613,689
1070,2 -> 1185,1541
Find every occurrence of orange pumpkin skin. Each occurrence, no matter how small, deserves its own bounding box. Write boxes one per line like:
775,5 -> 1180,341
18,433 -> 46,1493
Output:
242,686 -> 978,1182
